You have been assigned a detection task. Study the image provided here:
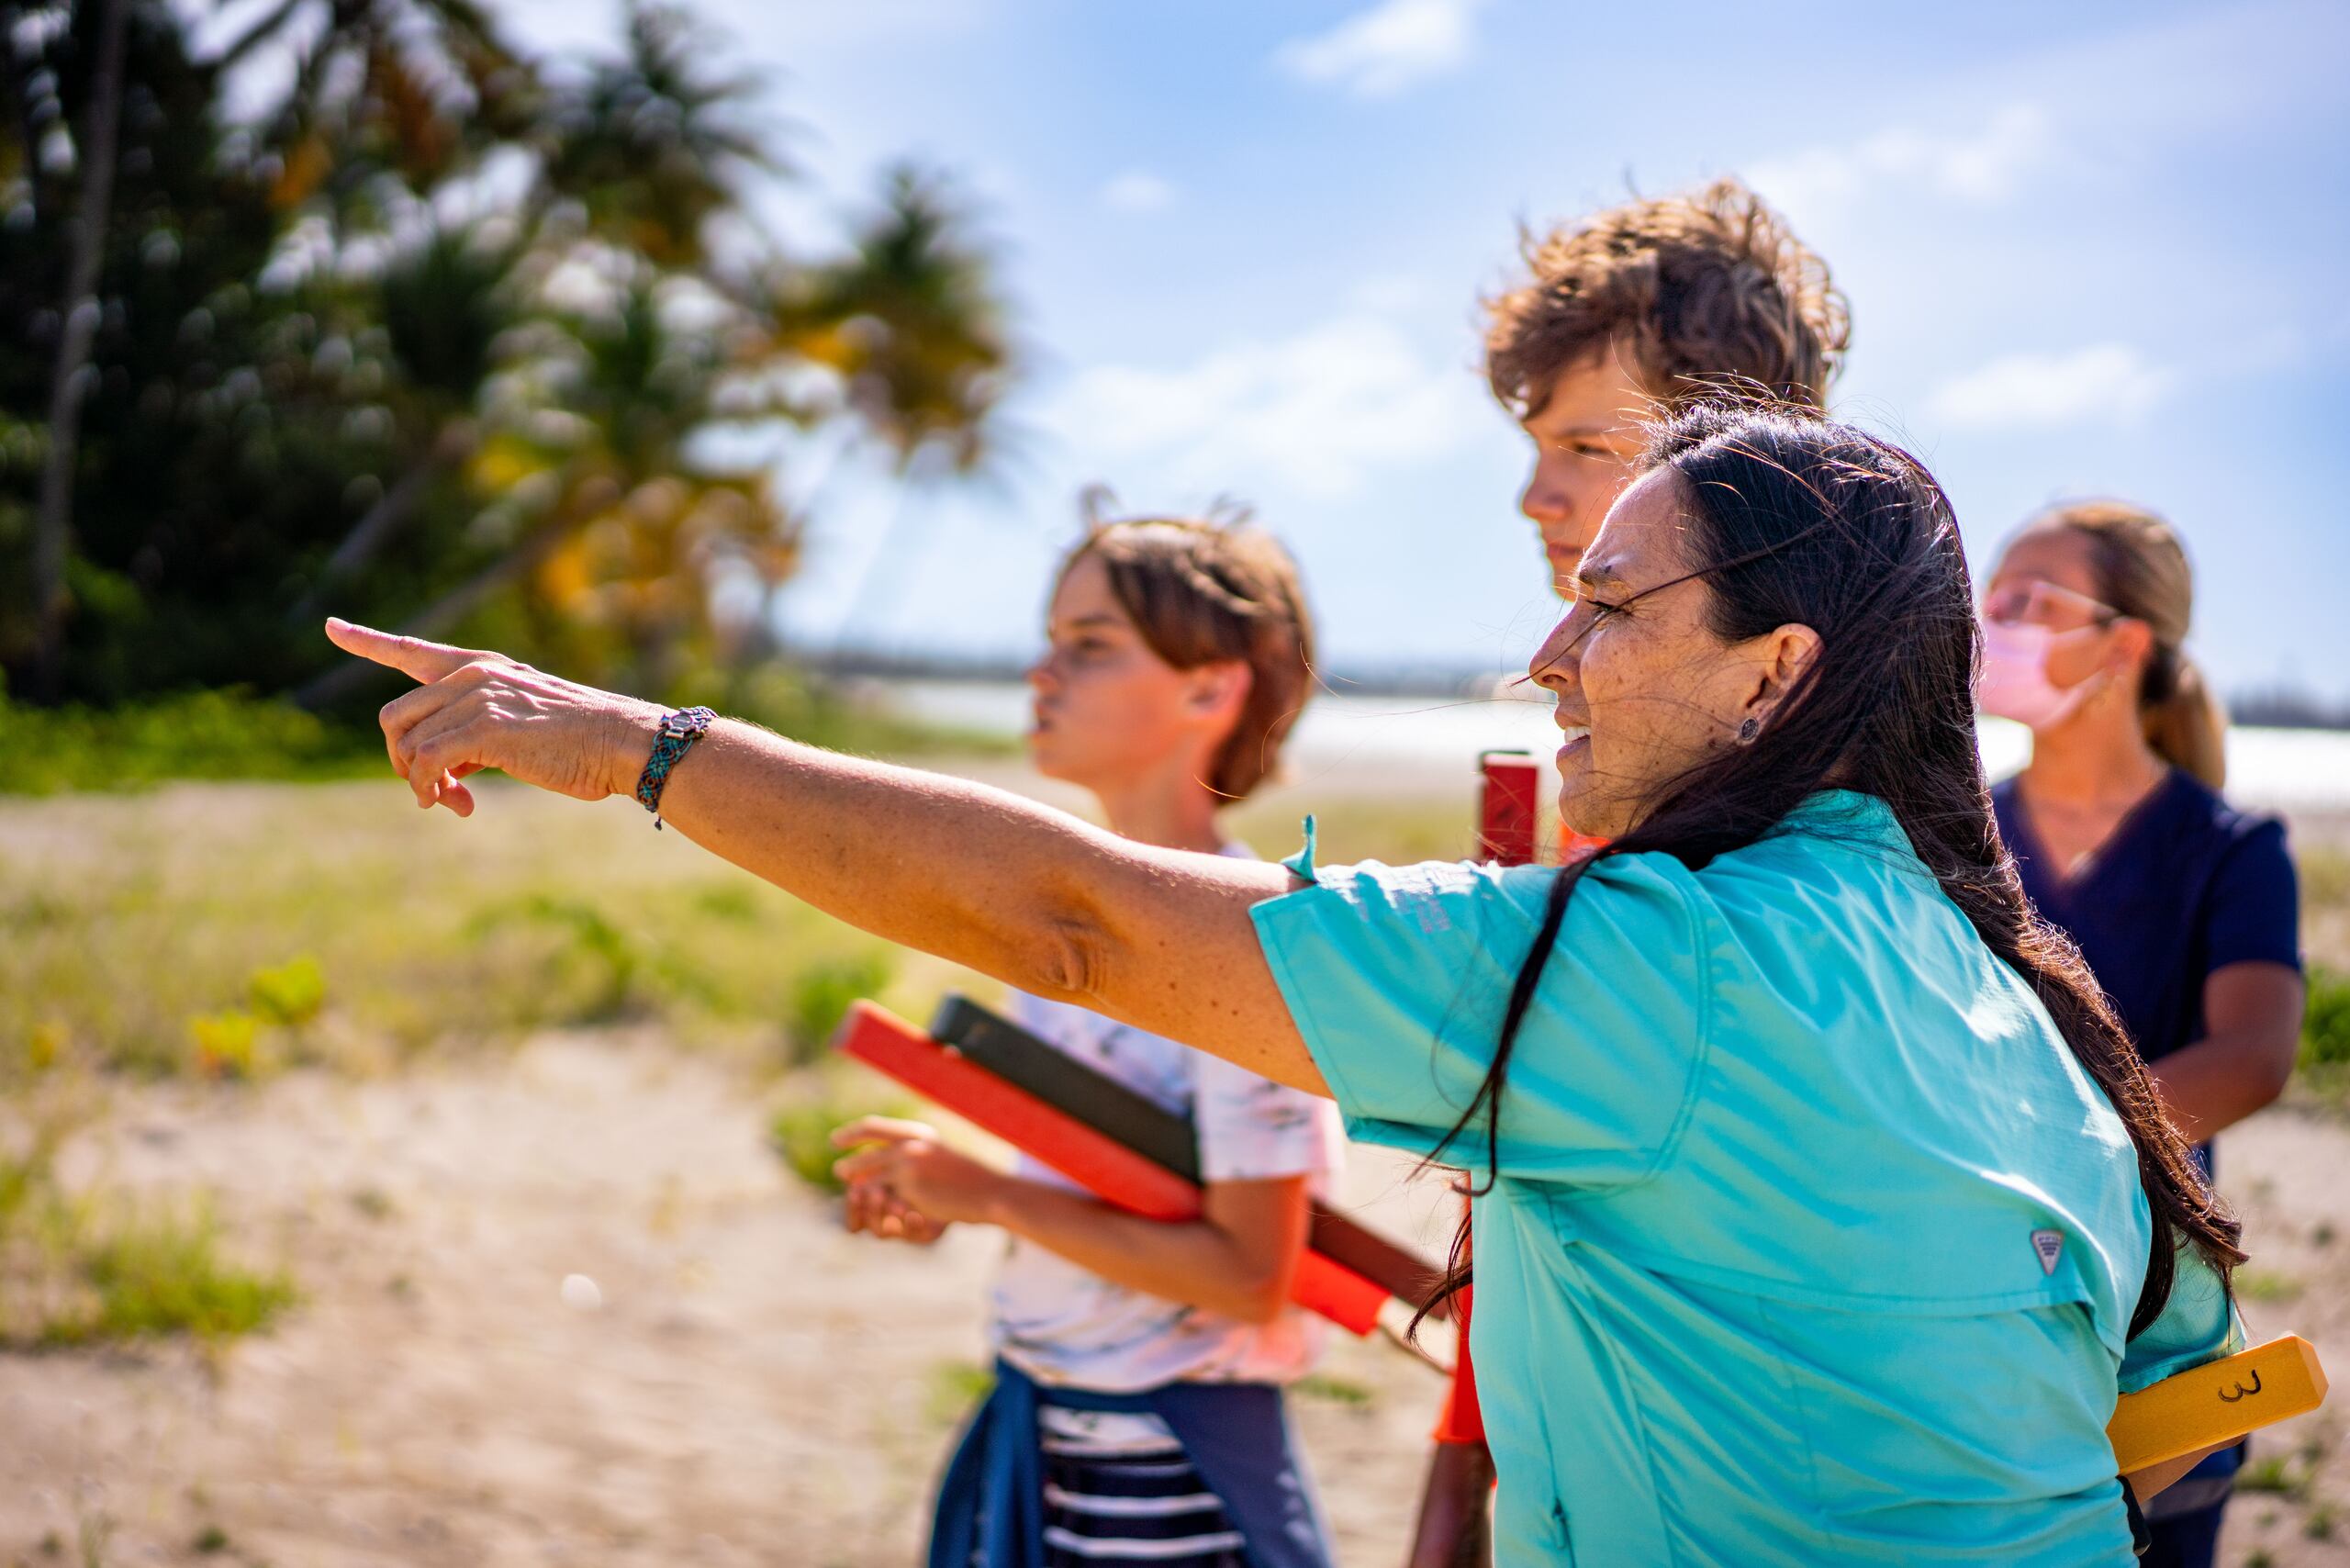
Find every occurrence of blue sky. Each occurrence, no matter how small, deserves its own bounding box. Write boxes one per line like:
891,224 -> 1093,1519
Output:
495,0 -> 2348,695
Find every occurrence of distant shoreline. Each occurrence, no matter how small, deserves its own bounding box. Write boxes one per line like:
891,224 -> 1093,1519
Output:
816,650 -> 2350,727
871,678 -> 2350,816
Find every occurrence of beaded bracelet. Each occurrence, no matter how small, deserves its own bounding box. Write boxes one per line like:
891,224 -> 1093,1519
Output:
634,706 -> 716,828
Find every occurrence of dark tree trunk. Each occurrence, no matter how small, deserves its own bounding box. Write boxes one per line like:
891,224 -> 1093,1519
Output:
28,0 -> 132,702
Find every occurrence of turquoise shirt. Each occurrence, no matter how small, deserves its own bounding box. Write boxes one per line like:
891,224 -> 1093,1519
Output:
1250,791 -> 2238,1566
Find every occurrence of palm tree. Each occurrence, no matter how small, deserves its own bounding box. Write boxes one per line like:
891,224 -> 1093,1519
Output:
540,2 -> 781,269
218,0 -> 539,214
287,0 -> 779,644
10,0 -> 1020,709
771,163 -> 1016,480
763,163 -> 1020,653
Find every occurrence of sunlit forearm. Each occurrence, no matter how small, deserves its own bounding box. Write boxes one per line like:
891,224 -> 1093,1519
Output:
2152,963 -> 2306,1143
2150,1033 -> 2297,1142
650,720 -> 1125,999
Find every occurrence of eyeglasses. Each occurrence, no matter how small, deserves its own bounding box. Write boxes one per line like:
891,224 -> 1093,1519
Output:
1981,577 -> 2125,631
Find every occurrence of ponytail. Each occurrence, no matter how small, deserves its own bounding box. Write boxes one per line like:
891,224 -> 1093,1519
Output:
2022,500 -> 2225,790
2143,645 -> 2227,791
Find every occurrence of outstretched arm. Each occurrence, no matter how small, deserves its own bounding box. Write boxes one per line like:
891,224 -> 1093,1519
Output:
326,621 -> 1326,1093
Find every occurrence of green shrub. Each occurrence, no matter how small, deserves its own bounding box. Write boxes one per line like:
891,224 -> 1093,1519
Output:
186,1009 -> 262,1080
2233,1267 -> 2303,1303
2236,1453 -> 2311,1500
247,956 -> 327,1027
2302,966 -> 2350,1068
768,1077 -> 921,1196
0,671 -> 1011,798
467,895 -> 647,1024
0,690 -> 380,795
784,953 -> 895,1065
926,1359 -> 995,1424
768,1096 -> 867,1195
1295,1372 -> 1376,1406
0,1146 -> 49,1229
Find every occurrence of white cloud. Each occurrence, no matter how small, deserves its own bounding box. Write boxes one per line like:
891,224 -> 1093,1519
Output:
1099,170 -> 1176,215
1274,0 -> 1485,99
1051,315 -> 1483,500
1751,104 -> 2056,210
1927,342 -> 2177,430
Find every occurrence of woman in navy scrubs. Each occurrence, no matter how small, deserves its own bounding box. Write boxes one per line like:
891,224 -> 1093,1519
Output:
1981,501 -> 2306,1568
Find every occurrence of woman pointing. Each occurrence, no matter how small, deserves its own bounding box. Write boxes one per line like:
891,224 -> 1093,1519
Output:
330,405 -> 2243,1565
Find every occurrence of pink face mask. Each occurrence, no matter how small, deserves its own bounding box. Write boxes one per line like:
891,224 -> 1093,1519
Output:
1978,620 -> 2109,729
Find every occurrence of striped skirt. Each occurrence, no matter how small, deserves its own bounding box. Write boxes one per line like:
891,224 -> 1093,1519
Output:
1032,1406 -> 1247,1567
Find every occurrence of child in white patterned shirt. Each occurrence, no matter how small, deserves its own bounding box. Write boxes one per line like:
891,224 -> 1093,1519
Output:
834,502 -> 1343,1568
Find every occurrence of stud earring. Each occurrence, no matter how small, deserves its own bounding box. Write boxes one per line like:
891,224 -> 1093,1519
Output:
1737,716 -> 1762,745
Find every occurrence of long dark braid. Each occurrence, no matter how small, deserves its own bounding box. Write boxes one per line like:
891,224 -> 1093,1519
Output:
1424,405 -> 2241,1339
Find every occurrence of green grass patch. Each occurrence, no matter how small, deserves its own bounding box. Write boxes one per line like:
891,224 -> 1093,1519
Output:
2293,965 -> 2350,1116
2301,966 -> 2350,1069
2300,846 -> 2350,918
1,1178 -> 296,1350
2233,1267 -> 2304,1304
0,781 -> 939,1081
0,689 -> 381,795
1295,1371 -> 1377,1407
0,670 -> 1013,800
37,1202 -> 297,1347
785,954 -> 896,1067
0,770 -> 1470,1088
769,1100 -> 859,1196
2237,1454 -> 2302,1496
925,1358 -> 994,1425
767,1065 -> 924,1197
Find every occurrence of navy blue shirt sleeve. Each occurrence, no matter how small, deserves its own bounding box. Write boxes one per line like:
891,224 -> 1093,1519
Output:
2203,817 -> 2300,976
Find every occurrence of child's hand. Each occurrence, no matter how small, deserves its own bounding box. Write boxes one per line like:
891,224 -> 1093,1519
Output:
842,1176 -> 950,1244
832,1116 -> 1004,1227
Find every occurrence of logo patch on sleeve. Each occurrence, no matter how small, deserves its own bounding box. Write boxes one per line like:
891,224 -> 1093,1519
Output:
2031,1228 -> 2065,1276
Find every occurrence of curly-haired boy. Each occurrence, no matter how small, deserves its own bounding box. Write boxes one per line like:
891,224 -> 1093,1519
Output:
1486,177 -> 1851,596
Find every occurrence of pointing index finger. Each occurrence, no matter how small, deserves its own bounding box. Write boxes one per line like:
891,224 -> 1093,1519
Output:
323,618 -> 488,685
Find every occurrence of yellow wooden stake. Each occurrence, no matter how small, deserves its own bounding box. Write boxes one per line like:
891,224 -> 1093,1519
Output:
2109,1336 -> 2327,1475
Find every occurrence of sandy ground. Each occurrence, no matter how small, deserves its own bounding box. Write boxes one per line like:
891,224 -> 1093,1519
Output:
1,1036 -> 1460,1568
3,1032 -> 2344,1568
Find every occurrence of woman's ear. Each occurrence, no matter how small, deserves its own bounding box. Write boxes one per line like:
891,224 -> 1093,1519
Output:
2107,616 -> 2156,678
1753,622 -> 1823,710
1184,660 -> 1254,730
